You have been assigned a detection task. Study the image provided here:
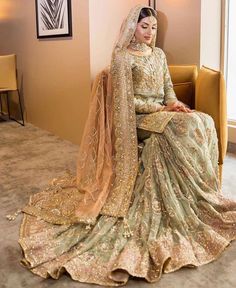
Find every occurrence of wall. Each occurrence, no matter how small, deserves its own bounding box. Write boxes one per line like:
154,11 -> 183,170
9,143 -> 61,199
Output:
200,0 -> 222,70
89,0 -> 148,79
155,0 -> 201,66
0,0 -> 91,145
0,0 -> 149,144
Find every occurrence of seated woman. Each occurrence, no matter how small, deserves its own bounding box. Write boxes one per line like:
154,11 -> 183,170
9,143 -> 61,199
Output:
17,4 -> 236,287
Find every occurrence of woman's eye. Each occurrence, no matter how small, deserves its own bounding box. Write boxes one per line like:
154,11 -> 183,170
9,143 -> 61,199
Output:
141,26 -> 156,30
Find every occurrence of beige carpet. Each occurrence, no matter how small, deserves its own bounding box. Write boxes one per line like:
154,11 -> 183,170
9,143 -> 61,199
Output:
1,121 -> 236,288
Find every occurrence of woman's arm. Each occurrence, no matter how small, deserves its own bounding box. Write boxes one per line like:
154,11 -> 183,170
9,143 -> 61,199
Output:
134,97 -> 165,113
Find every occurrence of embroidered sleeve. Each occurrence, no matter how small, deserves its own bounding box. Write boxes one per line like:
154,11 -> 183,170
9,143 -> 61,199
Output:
134,97 -> 163,114
161,50 -> 178,105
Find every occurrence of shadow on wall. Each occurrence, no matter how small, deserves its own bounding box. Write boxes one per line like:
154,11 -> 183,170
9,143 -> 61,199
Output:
156,10 -> 174,64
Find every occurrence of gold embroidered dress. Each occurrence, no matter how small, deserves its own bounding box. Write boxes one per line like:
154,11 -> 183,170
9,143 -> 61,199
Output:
18,4 -> 236,287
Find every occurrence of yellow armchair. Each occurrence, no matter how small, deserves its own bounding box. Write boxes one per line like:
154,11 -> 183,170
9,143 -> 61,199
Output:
169,65 -> 227,184
0,54 -> 24,126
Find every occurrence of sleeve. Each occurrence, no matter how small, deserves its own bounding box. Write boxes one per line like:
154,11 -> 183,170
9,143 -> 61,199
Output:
161,50 -> 178,105
134,97 -> 163,114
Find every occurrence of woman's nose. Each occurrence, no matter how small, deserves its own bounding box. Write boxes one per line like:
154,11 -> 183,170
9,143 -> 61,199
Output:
147,28 -> 152,35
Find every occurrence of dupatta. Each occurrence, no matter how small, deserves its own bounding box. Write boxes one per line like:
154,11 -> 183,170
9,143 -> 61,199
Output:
75,5 -> 157,222
22,5 -> 157,225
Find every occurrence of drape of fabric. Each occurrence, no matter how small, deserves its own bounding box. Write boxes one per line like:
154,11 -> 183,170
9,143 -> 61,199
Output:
22,4 -> 158,224
23,67 -> 114,225
100,4 -> 158,217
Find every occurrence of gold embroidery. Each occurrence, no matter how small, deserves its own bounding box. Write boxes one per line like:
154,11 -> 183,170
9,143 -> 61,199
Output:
130,48 -> 177,113
136,111 -> 176,133
100,50 -> 138,218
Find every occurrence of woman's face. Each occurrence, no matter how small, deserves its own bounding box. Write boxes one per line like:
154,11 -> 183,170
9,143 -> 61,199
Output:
134,16 -> 157,45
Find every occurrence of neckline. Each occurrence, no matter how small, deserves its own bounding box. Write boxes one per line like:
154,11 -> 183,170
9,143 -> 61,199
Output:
127,46 -> 154,57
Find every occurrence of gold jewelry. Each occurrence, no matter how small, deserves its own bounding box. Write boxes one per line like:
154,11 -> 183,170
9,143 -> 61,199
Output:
129,41 -> 151,53
149,16 -> 157,26
131,35 -> 136,43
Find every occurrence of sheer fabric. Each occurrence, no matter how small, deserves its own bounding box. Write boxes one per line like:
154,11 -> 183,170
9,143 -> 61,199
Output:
22,5 -> 158,224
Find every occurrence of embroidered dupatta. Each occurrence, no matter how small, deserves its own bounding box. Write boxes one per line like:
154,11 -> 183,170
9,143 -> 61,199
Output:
22,5 -> 157,225
75,5 -> 158,222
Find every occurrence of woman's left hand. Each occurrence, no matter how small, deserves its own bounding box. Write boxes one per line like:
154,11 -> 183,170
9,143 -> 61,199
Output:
167,101 -> 192,113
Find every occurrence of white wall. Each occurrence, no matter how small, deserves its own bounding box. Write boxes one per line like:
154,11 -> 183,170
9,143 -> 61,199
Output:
200,0 -> 222,70
226,0 -> 236,120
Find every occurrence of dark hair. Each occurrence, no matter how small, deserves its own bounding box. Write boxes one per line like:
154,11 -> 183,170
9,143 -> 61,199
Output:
138,8 -> 157,23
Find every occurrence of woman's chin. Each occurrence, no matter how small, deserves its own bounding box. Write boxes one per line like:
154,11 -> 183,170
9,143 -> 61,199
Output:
143,39 -> 152,45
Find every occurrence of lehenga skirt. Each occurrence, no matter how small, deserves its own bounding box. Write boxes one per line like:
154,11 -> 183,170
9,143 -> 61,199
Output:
19,111 -> 236,286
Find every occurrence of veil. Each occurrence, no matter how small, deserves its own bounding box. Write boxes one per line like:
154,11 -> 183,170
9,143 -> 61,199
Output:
21,5 -> 157,225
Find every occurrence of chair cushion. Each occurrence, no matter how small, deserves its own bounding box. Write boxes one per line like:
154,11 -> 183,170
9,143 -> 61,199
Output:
0,54 -> 17,90
195,66 -> 227,164
173,82 -> 194,108
169,65 -> 198,109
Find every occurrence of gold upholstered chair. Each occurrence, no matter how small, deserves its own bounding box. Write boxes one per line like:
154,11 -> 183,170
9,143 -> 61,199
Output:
169,65 -> 227,185
0,54 -> 24,126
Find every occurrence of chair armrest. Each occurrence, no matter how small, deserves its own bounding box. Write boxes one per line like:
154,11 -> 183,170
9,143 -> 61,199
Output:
195,66 -> 227,165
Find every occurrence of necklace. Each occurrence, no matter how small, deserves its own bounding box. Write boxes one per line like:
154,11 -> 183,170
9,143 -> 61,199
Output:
128,41 -> 151,53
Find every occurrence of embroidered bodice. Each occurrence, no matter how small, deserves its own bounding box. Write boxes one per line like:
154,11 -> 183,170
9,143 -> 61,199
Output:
128,47 -> 177,114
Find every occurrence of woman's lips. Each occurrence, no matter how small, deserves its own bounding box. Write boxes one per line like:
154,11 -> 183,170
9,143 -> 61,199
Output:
144,36 -> 152,40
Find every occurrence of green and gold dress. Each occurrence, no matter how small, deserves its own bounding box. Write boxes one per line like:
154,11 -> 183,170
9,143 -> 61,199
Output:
19,47 -> 236,286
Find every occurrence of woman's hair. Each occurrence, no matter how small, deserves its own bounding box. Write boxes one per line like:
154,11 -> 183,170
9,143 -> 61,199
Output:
138,7 -> 157,23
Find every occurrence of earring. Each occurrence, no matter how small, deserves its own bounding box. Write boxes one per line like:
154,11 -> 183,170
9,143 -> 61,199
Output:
131,35 -> 136,43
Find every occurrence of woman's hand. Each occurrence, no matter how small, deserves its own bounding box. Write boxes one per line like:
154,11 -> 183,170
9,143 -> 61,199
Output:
163,101 -> 192,113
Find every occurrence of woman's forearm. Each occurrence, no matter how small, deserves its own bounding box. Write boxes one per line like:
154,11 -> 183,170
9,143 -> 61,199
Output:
135,101 -> 165,113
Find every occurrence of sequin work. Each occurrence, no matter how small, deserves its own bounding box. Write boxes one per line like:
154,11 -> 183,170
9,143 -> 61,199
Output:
18,5 -> 236,286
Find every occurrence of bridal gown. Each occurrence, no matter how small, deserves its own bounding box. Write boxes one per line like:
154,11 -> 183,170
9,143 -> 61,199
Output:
19,47 -> 236,286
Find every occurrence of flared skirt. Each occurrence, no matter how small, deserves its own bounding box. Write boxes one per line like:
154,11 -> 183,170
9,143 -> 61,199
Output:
19,112 -> 236,286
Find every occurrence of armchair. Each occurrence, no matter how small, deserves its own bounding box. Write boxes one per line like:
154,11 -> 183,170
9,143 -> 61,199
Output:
0,54 -> 24,126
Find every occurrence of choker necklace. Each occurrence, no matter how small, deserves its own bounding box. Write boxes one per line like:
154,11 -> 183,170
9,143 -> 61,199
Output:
128,41 -> 151,53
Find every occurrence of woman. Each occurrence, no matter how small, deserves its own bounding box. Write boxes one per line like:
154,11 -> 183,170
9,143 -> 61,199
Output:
18,5 -> 236,286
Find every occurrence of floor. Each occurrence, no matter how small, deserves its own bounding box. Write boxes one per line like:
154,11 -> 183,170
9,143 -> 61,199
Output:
0,121 -> 236,288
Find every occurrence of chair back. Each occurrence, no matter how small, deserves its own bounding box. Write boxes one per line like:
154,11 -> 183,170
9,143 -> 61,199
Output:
168,65 -> 198,109
0,54 -> 17,91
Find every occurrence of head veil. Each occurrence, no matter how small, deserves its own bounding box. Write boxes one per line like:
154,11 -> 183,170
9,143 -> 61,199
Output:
75,5 -> 157,223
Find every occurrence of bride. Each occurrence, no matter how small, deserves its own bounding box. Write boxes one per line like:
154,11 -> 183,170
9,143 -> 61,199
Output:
18,4 -> 236,286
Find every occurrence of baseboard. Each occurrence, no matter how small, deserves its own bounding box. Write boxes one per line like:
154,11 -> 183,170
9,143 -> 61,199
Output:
227,142 -> 236,154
